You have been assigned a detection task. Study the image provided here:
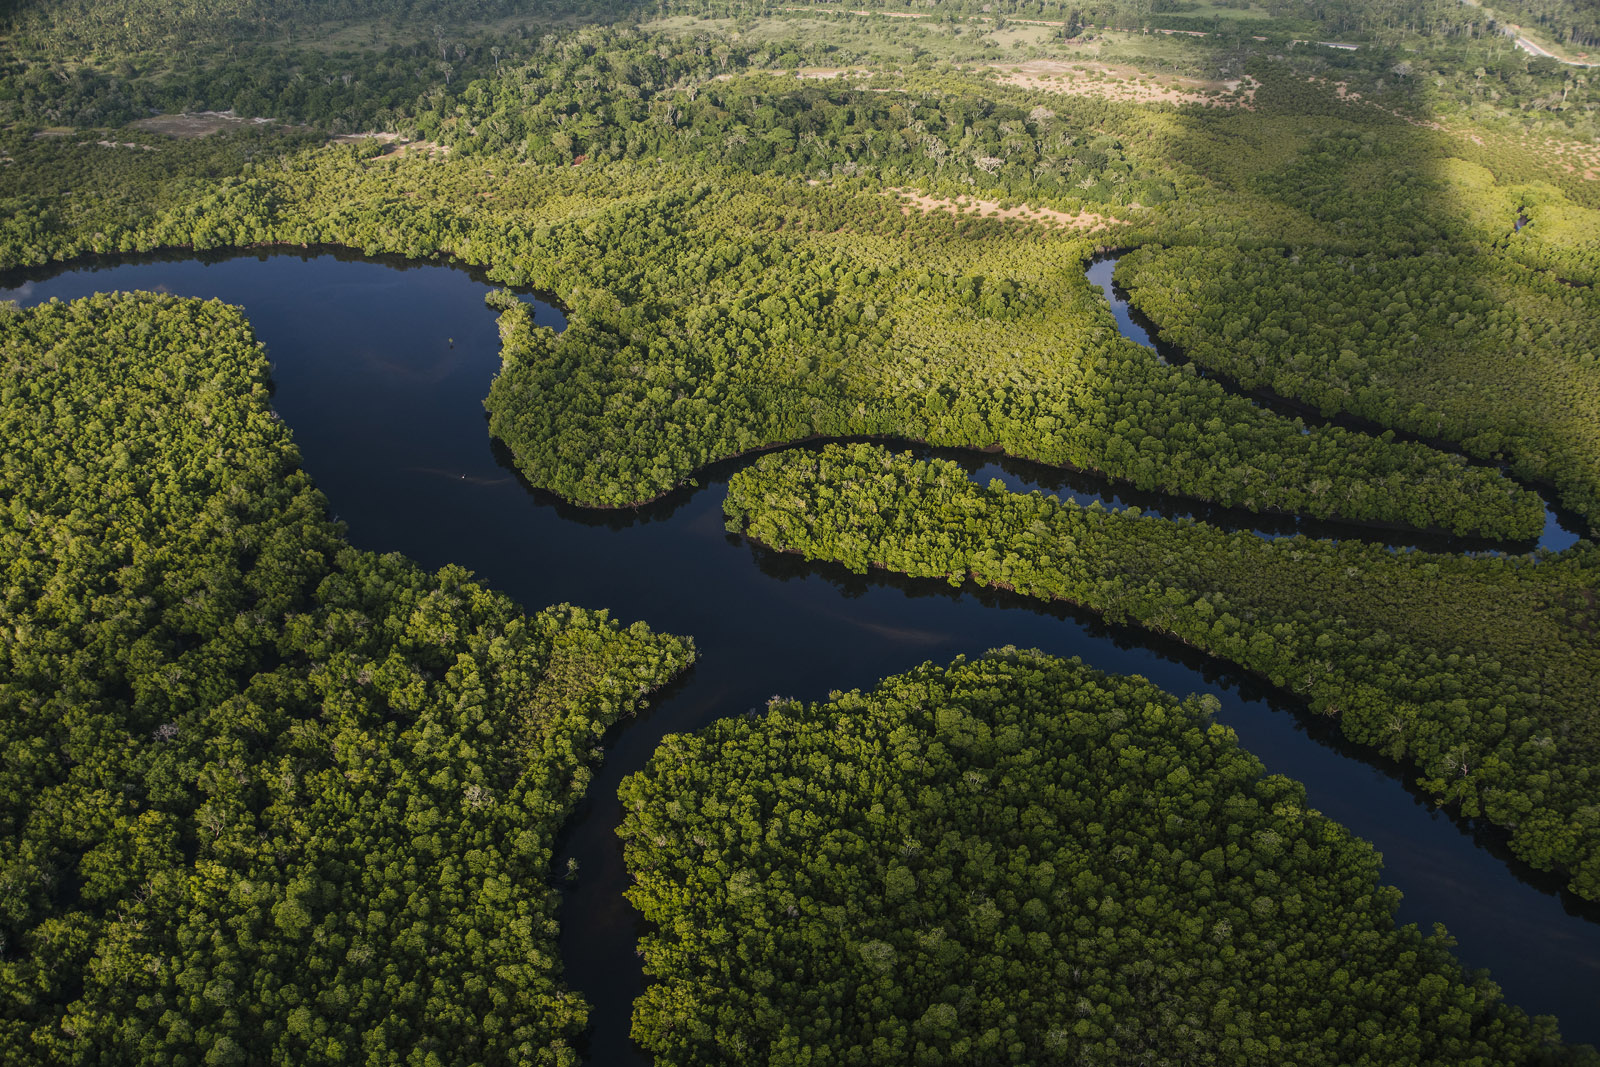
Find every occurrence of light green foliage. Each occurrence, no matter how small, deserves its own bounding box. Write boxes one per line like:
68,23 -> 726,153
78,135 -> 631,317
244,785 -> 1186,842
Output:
1113,107 -> 1600,523
723,443 -> 1600,899
621,651 -> 1592,1065
1122,241 -> 1600,520
0,118 -> 1537,533
3,9 -> 1600,1056
0,29 -> 1586,537
0,294 -> 694,1064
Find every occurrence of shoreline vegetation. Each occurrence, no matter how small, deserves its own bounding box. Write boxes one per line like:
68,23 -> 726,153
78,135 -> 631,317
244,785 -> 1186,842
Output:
7,39 -> 1599,535
621,651 -> 1596,1064
4,0 -> 1600,1061
0,293 -> 694,1064
6,143 -> 1554,538
722,443 -> 1600,900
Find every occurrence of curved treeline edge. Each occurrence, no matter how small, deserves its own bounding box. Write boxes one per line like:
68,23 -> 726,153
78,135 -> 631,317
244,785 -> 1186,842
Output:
0,294 -> 694,1065
1115,236 -> 1600,526
0,132 -> 1538,535
721,443 -> 1600,901
483,253 -> 1538,538
1,31 -> 1591,536
620,649 -> 1597,1065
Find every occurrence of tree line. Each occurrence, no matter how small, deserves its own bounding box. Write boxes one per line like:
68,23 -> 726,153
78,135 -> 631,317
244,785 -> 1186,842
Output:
0,91 -> 1548,537
620,649 -> 1594,1064
0,293 -> 694,1064
721,443 -> 1600,901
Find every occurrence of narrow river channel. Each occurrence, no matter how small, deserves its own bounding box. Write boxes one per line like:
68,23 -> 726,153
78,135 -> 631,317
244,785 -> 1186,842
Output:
3,248 -> 1595,1061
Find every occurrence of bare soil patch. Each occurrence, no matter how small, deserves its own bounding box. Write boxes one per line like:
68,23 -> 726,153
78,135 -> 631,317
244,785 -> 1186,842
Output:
330,131 -> 403,145
991,61 -> 1253,108
889,187 -> 1130,229
384,140 -> 449,160
1528,135 -> 1600,180
796,67 -> 872,79
131,111 -> 272,138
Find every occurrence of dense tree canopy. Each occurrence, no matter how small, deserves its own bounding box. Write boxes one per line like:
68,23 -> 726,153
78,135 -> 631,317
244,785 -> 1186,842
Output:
621,650 -> 1594,1065
0,294 -> 694,1064
723,443 -> 1600,899
3,3 -> 1600,1059
0,108 -> 1550,537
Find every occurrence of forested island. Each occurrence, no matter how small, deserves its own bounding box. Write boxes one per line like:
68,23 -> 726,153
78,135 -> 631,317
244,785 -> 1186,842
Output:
3,0 -> 1600,1061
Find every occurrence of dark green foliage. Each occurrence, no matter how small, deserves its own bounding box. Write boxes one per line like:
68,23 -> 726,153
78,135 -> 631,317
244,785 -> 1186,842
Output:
1106,88 -> 1600,528
621,650 -> 1592,1065
723,443 -> 1600,899
0,294 -> 694,1064
3,16 -> 1600,1058
0,0 -> 622,55
3,20 -> 1591,538
1478,0 -> 1600,50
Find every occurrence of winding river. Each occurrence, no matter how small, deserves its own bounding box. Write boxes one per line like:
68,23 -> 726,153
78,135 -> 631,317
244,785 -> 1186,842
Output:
3,248 -> 1596,1060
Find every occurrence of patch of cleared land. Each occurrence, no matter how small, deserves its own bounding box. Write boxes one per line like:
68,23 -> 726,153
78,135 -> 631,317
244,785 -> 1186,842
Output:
888,187 -> 1129,229
131,111 -> 272,138
384,140 -> 449,159
330,131 -> 403,145
1526,134 -> 1600,181
795,67 -> 872,79
991,61 -> 1255,107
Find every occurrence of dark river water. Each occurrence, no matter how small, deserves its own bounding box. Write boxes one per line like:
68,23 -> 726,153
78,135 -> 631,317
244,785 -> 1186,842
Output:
3,248 -> 1596,1059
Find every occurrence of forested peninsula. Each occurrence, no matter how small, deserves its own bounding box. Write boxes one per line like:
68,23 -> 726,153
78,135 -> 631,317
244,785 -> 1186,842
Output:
723,443 -> 1600,897
6,31 -> 1595,538
0,294 -> 693,1063
621,651 -> 1590,1066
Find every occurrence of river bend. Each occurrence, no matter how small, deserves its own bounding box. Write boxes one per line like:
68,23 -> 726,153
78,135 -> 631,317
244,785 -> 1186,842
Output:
3,249 -> 1595,1060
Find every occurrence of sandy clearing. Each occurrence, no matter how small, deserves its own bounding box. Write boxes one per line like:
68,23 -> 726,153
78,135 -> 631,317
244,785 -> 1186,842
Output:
131,111 -> 273,138
384,140 -> 449,159
991,61 -> 1253,107
888,186 -> 1129,229
330,131 -> 403,145
1534,137 -> 1600,173
795,66 -> 879,80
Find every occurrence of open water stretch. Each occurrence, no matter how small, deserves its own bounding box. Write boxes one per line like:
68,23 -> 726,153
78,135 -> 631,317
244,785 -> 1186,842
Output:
3,249 -> 1596,1061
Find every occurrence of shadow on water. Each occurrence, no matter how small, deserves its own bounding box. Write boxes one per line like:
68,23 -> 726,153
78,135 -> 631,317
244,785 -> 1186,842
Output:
3,248 -> 1597,1059
487,436 -> 705,530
